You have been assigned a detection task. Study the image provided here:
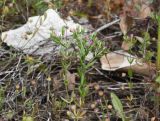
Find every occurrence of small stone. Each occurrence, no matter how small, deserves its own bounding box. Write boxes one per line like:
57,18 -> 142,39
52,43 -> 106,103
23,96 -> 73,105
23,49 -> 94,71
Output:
98,91 -> 104,96
31,80 -> 36,85
122,73 -> 126,77
107,105 -> 112,109
70,105 -> 76,111
121,85 -> 125,90
47,76 -> 52,81
16,84 -> 20,90
91,103 -> 96,109
94,84 -> 100,90
66,111 -> 71,116
151,117 -> 156,121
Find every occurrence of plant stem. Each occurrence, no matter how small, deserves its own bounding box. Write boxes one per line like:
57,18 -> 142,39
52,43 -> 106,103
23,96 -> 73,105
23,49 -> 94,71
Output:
157,17 -> 160,75
155,16 -> 160,117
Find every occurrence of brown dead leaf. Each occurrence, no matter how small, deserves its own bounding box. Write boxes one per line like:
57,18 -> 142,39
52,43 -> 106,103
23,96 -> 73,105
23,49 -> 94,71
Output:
53,75 -> 63,90
78,0 -> 82,5
118,0 -> 152,20
100,50 -> 156,76
0,119 -> 2,121
121,41 -> 131,50
100,52 -> 124,70
139,4 -> 151,19
54,70 -> 76,90
119,14 -> 128,35
105,118 -> 110,121
113,0 -> 124,5
132,0 -> 139,4
66,71 -> 76,91
120,60 -> 156,77
151,117 -> 156,121
110,0 -> 125,14
119,12 -> 133,35
122,60 -> 156,76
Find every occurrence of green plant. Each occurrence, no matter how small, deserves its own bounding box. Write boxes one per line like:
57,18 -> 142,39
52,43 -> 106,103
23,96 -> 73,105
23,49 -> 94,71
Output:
156,15 -> 160,75
51,27 -> 107,102
139,32 -> 153,61
0,86 -> 5,111
24,98 -> 34,109
67,105 -> 86,121
53,0 -> 64,9
154,14 -> 160,116
22,110 -> 35,121
74,29 -> 107,100
60,48 -> 72,98
98,93 -> 110,121
6,110 -> 15,120
150,13 -> 160,116
22,115 -> 34,121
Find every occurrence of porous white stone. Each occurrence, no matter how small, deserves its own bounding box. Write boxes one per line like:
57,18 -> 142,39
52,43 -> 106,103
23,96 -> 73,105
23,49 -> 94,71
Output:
1,9 -> 82,55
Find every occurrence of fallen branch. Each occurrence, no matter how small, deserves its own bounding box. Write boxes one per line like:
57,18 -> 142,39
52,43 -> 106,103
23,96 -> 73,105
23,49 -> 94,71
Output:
93,19 -> 120,33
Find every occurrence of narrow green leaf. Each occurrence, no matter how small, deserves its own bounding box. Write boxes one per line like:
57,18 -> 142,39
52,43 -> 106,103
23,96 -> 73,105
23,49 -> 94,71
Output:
128,68 -> 133,78
155,76 -> 160,84
111,92 -> 126,121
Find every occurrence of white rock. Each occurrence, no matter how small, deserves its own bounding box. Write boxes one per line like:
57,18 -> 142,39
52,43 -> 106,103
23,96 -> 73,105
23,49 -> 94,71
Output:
1,9 -> 82,55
